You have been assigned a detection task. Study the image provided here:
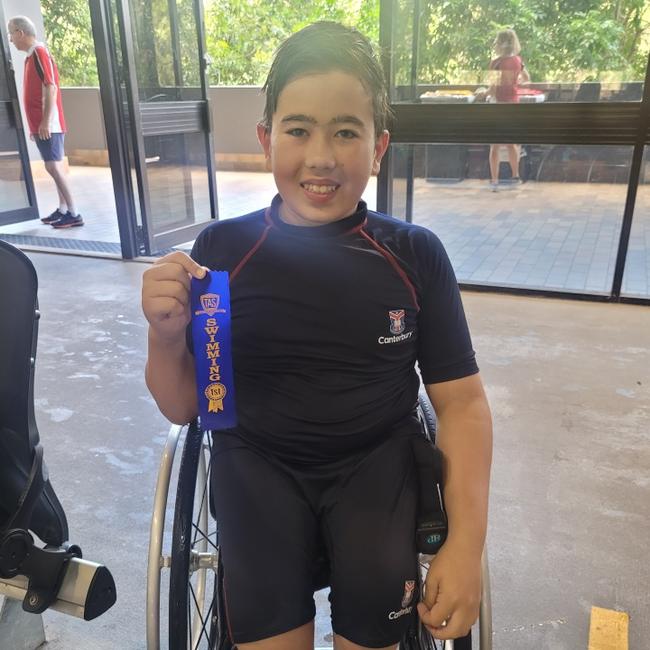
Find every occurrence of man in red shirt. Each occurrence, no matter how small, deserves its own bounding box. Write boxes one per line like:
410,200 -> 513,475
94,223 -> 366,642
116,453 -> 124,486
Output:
8,15 -> 83,228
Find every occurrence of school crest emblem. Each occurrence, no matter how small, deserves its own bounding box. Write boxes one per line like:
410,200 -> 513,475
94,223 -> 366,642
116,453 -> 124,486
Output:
195,293 -> 226,316
401,580 -> 415,608
389,309 -> 406,334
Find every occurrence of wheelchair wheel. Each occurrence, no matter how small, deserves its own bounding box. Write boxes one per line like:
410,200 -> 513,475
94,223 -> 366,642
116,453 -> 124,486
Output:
147,422 -> 229,650
169,421 -> 220,650
414,393 -> 493,650
417,392 -> 437,443
414,554 -> 470,650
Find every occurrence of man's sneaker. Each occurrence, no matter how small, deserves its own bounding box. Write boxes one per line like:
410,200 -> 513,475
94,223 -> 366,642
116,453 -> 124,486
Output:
51,212 -> 84,228
41,209 -> 66,224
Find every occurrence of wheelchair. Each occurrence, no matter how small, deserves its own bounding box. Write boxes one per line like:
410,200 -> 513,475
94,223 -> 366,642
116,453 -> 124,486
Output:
147,394 -> 492,650
0,241 -> 117,624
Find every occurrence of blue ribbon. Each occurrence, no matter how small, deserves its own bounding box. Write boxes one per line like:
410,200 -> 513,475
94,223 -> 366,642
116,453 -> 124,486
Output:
190,271 -> 237,431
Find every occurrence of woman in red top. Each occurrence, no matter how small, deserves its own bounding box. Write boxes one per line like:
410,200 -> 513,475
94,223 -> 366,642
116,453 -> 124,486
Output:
485,29 -> 530,190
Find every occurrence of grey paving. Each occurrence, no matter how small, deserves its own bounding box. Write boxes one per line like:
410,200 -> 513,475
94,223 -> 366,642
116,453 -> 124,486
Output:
411,178 -> 649,298
9,251 -> 648,649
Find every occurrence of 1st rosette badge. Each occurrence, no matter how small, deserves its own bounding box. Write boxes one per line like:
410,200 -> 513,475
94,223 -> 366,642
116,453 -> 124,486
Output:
190,271 -> 237,430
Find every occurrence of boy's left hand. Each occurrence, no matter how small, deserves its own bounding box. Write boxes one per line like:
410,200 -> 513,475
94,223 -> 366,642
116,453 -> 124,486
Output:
417,541 -> 482,640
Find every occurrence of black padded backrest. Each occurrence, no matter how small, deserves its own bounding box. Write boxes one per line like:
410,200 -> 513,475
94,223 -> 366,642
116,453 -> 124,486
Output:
0,241 -> 68,543
0,240 -> 40,453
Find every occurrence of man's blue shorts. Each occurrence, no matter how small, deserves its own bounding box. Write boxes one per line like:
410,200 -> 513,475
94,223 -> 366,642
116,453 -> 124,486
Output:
34,133 -> 65,162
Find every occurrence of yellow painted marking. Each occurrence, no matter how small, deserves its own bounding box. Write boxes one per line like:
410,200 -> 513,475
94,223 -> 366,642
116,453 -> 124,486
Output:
588,606 -> 629,650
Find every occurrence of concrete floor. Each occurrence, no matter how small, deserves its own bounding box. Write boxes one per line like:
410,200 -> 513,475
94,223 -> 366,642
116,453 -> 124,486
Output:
6,251 -> 649,649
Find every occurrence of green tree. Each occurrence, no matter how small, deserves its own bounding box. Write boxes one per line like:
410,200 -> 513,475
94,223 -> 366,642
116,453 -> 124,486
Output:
203,0 -> 379,85
415,0 -> 650,84
41,0 -> 99,86
39,0 -> 650,88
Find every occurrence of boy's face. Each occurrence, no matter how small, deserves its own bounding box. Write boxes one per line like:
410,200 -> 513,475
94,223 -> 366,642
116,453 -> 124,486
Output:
257,71 -> 390,227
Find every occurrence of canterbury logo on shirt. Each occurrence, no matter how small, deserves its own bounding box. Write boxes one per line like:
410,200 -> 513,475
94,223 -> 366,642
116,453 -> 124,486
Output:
378,332 -> 413,344
388,579 -> 416,619
378,308 -> 413,344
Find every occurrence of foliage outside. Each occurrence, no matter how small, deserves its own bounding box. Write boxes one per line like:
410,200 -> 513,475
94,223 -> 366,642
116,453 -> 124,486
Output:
204,0 -> 379,85
40,0 -> 650,88
41,0 -> 99,86
416,0 -> 650,85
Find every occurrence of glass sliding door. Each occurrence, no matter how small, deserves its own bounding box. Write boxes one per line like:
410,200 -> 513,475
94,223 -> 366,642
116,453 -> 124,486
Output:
621,146 -> 650,299
378,0 -> 650,302
90,0 -> 217,257
390,142 -> 633,295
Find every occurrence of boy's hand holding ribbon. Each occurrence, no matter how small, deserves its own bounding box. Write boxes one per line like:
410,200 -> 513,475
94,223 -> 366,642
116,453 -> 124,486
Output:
142,252 -> 212,425
142,251 -> 209,343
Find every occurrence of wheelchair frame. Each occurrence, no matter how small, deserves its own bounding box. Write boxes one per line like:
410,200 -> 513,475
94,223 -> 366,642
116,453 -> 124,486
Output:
147,397 -> 492,650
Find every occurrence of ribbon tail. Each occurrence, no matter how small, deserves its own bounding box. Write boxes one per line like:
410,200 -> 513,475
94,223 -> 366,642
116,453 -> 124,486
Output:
208,399 -> 224,413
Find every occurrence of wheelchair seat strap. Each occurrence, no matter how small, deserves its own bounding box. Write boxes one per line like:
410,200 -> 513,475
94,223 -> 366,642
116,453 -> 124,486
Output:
2,444 -> 47,534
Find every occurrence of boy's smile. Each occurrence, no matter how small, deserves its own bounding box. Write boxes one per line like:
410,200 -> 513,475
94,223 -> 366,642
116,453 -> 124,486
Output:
257,71 -> 389,227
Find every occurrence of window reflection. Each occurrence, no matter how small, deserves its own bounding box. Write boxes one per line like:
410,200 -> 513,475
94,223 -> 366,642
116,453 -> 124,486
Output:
129,0 -> 201,100
0,151 -> 29,212
144,132 -> 212,234
0,100 -> 29,212
400,2 -> 648,104
392,143 -> 633,295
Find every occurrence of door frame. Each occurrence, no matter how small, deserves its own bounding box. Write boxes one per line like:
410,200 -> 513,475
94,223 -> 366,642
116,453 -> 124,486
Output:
0,3 -> 40,227
90,0 -> 218,257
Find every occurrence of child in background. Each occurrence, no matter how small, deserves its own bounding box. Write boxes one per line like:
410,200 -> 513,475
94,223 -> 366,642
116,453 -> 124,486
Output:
484,28 -> 530,190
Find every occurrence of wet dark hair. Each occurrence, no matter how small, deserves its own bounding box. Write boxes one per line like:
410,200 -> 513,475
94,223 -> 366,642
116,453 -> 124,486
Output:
261,21 -> 392,136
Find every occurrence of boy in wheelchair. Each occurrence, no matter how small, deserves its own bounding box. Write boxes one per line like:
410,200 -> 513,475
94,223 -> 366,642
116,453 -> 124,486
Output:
142,21 -> 492,650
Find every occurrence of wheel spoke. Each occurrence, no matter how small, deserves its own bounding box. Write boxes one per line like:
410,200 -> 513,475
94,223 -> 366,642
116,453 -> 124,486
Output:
189,581 -> 201,647
199,590 -> 217,645
192,449 -> 211,548
170,425 -> 221,650
189,578 -> 216,647
192,491 -> 207,547
191,522 -> 219,551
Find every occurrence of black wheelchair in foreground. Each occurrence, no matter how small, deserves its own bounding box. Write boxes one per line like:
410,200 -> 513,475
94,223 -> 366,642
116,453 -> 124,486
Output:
147,396 -> 492,650
0,241 -> 116,629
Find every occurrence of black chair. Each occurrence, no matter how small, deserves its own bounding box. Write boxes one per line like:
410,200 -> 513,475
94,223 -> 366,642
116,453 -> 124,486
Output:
574,82 -> 601,102
0,240 -> 116,621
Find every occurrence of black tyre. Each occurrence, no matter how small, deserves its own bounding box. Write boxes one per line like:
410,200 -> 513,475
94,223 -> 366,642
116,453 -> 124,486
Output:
417,393 -> 437,443
169,421 -> 219,649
